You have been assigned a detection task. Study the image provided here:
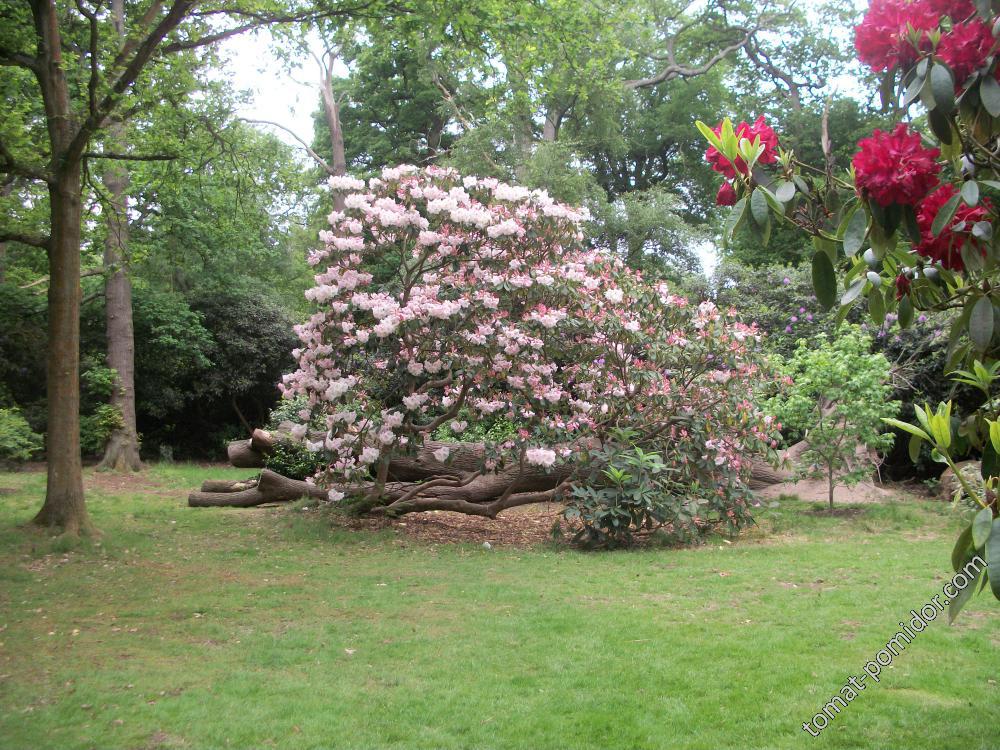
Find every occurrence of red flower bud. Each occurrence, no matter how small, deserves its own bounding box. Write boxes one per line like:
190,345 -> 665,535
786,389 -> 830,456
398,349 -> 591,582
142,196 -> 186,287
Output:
716,181 -> 738,206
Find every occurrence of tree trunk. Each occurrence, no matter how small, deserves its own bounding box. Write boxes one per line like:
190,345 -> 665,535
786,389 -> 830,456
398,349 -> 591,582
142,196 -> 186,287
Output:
188,469 -> 328,507
828,468 -> 835,510
33,163 -> 93,535
98,1 -> 142,473
0,181 -> 11,284
320,54 -> 347,211
31,0 -> 93,534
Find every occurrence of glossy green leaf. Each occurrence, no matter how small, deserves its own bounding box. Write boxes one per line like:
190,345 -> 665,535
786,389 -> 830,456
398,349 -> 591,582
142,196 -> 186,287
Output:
841,278 -> 865,306
930,63 -> 956,113
812,250 -> 837,309
983,442 -> 1000,481
898,294 -> 914,329
775,180 -> 795,203
952,523 -> 974,572
949,563 -> 983,623
750,188 -> 769,227
843,207 -> 868,257
928,108 -> 954,144
981,75 -> 1000,117
973,506 -> 993,549
931,192 -> 961,237
961,180 -> 980,206
882,417 -> 931,442
969,296 -> 994,351
987,519 -> 1000,600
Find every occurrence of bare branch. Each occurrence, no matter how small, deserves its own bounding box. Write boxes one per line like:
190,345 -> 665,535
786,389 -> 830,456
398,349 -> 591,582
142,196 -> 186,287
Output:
241,118 -> 335,175
626,26 -> 755,89
20,267 -> 104,287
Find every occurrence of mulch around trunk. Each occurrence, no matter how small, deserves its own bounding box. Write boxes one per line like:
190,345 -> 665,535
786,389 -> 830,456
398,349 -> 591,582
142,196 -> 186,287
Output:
332,502 -> 570,547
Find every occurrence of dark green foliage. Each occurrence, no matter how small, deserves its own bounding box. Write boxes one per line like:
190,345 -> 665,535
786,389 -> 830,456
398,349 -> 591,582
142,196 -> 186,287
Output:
565,428 -> 753,548
0,407 -> 42,464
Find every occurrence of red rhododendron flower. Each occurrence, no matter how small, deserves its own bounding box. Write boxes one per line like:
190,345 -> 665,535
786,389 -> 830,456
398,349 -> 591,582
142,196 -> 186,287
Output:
716,181 -> 738,206
894,273 -> 912,300
853,123 -> 941,207
925,0 -> 975,18
855,0 -> 940,73
936,19 -> 994,84
704,116 -> 779,178
914,183 -> 992,271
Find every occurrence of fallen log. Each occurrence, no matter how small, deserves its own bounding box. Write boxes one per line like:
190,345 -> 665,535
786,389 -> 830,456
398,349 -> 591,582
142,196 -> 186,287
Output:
200,478 -> 259,493
227,438 -> 267,469
188,469 -> 327,507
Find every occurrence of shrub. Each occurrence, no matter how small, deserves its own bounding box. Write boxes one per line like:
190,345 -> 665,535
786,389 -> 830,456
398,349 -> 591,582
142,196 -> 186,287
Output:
0,407 -> 43,464
280,165 -> 779,536
765,326 -> 899,508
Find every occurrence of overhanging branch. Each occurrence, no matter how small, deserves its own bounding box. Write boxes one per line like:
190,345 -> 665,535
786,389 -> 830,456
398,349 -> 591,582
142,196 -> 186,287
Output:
0,229 -> 51,250
83,151 -> 177,161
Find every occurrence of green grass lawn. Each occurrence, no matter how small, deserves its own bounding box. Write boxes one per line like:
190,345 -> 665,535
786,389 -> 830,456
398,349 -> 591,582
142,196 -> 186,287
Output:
0,464 -> 997,750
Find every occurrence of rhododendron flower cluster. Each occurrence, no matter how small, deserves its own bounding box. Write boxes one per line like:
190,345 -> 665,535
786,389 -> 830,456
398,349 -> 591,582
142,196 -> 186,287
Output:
704,116 -> 779,179
854,0 -> 939,73
913,183 -> 993,271
852,124 -> 941,207
280,165 -> 778,523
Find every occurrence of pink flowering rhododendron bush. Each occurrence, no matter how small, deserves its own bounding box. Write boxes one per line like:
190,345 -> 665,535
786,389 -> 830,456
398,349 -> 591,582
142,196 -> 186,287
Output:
279,165 -> 777,542
697,0 -> 1000,615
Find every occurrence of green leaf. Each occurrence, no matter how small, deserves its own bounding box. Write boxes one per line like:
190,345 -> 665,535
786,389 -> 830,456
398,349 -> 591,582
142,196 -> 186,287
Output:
750,188 -> 769,227
932,191 -> 961,237
928,108 -> 954,144
695,120 -> 725,153
812,250 -> 837,309
722,197 -> 747,245
981,75 -> 1000,117
903,72 -> 925,108
843,207 -> 868,257
841,278 -> 866,306
882,418 -> 931,442
983,442 -> 1000,481
987,519 -> 1000,600
775,181 -> 795,204
898,294 -> 914,329
952,524 -> 974,572
961,180 -> 980,207
949,563 -> 983,623
868,287 -> 886,325
969,296 -> 994,351
908,432 -> 923,463
930,63 -> 956,113
973,506 -> 993,549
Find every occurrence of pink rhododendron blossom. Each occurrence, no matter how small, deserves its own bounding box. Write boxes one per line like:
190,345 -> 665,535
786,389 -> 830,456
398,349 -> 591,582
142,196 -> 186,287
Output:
280,166 -> 778,521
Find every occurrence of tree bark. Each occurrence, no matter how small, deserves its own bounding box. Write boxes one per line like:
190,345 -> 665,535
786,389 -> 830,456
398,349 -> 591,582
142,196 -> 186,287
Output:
0,181 -> 11,284
188,469 -> 327,507
31,1 -> 93,535
320,50 -> 347,211
97,0 -> 141,473
227,438 -> 268,468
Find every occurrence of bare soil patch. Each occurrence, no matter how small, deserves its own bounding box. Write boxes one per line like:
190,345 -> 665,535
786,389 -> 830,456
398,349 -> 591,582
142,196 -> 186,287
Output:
333,502 -> 568,547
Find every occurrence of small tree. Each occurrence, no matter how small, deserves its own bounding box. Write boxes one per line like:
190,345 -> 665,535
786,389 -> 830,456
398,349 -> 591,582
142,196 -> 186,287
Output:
766,326 -> 899,509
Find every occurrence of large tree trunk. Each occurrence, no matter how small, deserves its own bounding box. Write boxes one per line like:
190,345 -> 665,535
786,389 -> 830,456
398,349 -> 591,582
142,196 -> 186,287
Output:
33,163 -> 93,535
97,0 -> 141,473
31,1 -> 93,535
188,469 -> 328,507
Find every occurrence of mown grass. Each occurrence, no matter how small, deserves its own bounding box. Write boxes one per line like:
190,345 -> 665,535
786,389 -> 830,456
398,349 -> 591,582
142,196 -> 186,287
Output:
0,465 -> 997,750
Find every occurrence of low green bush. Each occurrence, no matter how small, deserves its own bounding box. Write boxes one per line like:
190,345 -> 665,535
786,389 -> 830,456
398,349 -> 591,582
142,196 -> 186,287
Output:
0,407 -> 43,464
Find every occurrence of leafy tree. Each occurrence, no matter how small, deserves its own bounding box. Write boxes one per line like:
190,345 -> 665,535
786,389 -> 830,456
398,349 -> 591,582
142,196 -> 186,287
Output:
0,1 -> 385,534
766,327 -> 899,508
